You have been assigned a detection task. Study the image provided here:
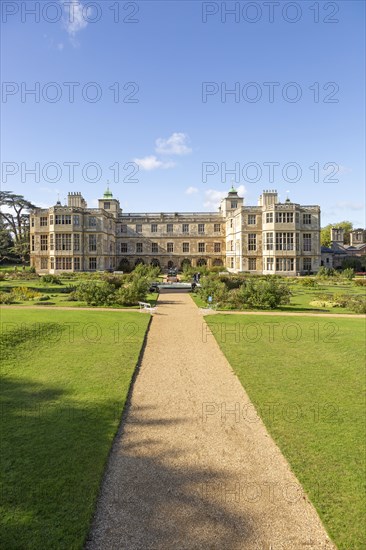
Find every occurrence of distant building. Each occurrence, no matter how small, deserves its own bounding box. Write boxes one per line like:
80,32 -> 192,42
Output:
30,187 -> 321,275
321,227 -> 366,269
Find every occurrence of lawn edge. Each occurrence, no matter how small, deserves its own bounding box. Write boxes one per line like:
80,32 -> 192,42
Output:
83,314 -> 153,548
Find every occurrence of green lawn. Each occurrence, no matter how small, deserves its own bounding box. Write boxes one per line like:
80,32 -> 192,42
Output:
0,309 -> 150,549
205,314 -> 366,550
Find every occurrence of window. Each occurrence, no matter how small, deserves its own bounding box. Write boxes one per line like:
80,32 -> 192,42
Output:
104,202 -> 111,210
136,242 -> 143,253
248,258 -> 257,271
41,258 -> 48,270
89,216 -> 97,227
230,219 -> 233,228
198,242 -> 205,253
31,218 -> 35,227
248,214 -> 256,225
73,234 -> 80,252
266,212 -> 273,223
214,243 -> 221,253
275,232 -> 294,251
266,257 -> 274,271
182,242 -> 189,253
89,234 -> 97,252
120,243 -> 128,253
229,240 -> 234,251
167,242 -> 174,253
74,257 -> 81,271
50,257 -> 54,269
151,224 -> 158,233
152,243 -> 158,253
198,223 -> 205,234
303,213 -> 311,224
303,233 -> 312,251
121,224 -> 127,233
136,224 -> 142,233
214,223 -> 221,233
55,214 -> 71,225
231,201 -> 237,209
248,234 -> 257,251
296,233 -> 299,251
276,258 -> 294,271
275,212 -> 294,223
303,258 -> 312,271
55,234 -> 72,251
49,215 -> 54,225
31,235 -> 35,251
89,257 -> 97,270
40,235 -> 48,251
230,257 -> 234,268
265,232 -> 273,250
182,223 -> 189,233
40,216 -> 48,227
167,224 -> 173,233
50,234 -> 54,251
73,215 -> 80,225
56,257 -> 72,270
295,212 -> 300,223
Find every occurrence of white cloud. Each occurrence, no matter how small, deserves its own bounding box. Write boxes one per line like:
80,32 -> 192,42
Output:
62,0 -> 88,41
203,189 -> 227,210
185,186 -> 198,195
57,43 -> 64,51
133,155 -> 175,171
155,133 -> 192,156
203,185 -> 246,210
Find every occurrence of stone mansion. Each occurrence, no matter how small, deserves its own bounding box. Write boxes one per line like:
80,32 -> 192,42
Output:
29,188 -> 321,275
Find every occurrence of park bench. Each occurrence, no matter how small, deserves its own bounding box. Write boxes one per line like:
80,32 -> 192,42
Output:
138,301 -> 157,314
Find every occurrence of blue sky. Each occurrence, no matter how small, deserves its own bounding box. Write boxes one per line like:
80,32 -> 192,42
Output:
1,0 -> 365,226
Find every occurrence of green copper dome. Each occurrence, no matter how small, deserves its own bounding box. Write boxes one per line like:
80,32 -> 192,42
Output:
103,185 -> 113,199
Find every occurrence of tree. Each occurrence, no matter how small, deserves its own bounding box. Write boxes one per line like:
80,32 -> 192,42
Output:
321,221 -> 353,247
0,192 -> 36,263
0,217 -> 14,262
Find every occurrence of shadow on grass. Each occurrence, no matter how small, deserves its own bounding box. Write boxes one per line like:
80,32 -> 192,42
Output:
86,405 -> 255,550
0,375 -> 133,550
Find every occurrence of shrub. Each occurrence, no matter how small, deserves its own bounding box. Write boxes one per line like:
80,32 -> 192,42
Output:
198,276 -> 229,307
0,273 -> 5,281
10,287 -> 42,301
0,292 -> 15,304
341,268 -> 355,280
116,277 -> 150,306
299,277 -> 318,287
354,279 -> 366,286
317,266 -> 338,278
41,274 -> 62,285
75,281 -> 116,306
100,274 -> 125,288
233,277 -> 292,310
348,298 -> 366,314
29,266 -> 36,273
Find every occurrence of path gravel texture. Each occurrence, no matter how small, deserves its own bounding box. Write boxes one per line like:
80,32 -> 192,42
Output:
86,291 -> 336,550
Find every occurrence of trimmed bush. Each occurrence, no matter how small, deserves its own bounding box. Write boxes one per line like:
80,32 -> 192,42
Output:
10,287 -> 42,301
116,277 -> 150,306
41,274 -> 62,285
75,281 -> 116,306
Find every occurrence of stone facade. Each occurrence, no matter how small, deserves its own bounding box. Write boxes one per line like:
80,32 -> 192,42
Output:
321,227 -> 366,269
30,188 -> 321,275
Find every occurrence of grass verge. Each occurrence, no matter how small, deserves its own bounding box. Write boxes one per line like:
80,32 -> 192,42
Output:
205,314 -> 366,550
0,308 -> 150,549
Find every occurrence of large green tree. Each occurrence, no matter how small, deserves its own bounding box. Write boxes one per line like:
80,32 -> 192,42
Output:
321,221 -> 353,248
0,191 -> 36,263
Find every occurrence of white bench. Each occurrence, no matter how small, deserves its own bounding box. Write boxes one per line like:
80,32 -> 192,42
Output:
138,301 -> 157,314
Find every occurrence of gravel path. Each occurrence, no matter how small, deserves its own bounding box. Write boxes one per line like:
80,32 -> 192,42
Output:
86,292 -> 336,550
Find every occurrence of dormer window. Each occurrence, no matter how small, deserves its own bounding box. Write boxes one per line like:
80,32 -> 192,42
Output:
231,201 -> 237,209
104,202 -> 111,210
